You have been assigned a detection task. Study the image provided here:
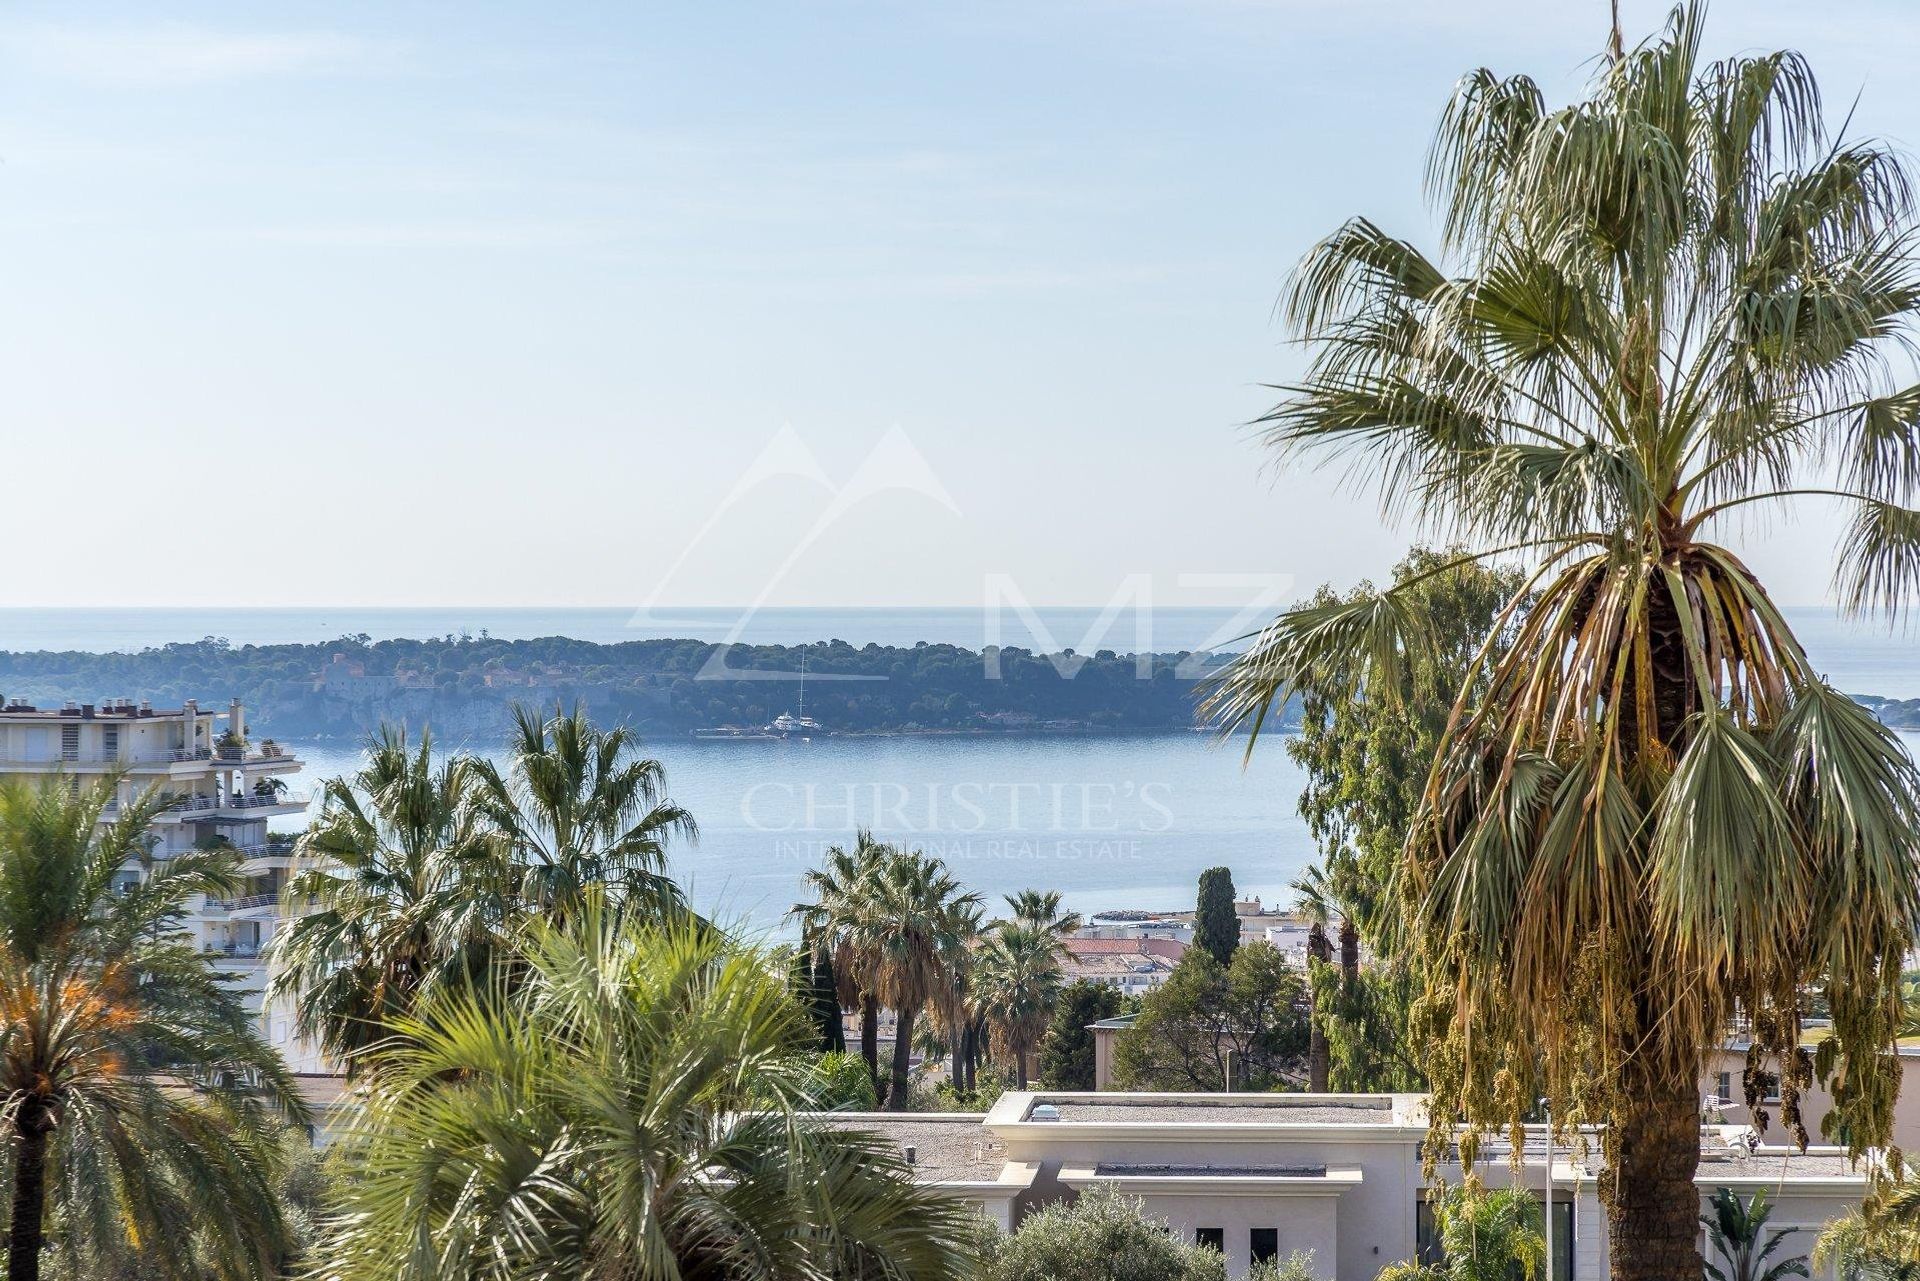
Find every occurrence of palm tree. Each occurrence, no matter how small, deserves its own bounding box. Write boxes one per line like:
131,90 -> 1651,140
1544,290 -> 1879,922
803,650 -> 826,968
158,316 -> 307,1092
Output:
791,833 -> 891,1085
0,777 -> 306,1281
1293,866 -> 1336,1093
1702,1188 -> 1810,1281
1815,1181 -> 1920,1281
867,850 -> 980,1109
975,922 -> 1064,1089
1207,8 -> 1920,1276
1292,862 -> 1362,1092
1003,888 -> 1082,939
929,897 -> 985,1096
268,727 -> 509,1072
473,703 -> 695,920
313,903 -> 980,1280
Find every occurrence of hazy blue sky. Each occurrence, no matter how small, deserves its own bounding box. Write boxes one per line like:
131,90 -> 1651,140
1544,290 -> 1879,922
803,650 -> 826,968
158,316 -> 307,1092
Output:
1,1 -> 1913,608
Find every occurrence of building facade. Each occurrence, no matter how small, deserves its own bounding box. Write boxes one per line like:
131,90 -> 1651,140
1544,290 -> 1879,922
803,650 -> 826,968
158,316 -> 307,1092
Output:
828,1091 -> 1869,1281
0,697 -> 321,1069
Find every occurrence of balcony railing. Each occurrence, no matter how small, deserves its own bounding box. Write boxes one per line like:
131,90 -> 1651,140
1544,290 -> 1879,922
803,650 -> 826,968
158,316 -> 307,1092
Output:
163,792 -> 307,814
204,891 -> 313,913
175,746 -> 299,765
0,750 -> 124,766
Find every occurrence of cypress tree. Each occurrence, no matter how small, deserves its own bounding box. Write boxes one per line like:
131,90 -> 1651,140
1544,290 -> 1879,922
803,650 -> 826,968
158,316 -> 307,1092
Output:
1194,866 -> 1239,967
788,946 -> 845,1053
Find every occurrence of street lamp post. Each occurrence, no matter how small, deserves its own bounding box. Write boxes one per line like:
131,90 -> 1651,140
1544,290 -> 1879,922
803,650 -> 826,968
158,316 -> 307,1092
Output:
1538,1097 -> 1553,1281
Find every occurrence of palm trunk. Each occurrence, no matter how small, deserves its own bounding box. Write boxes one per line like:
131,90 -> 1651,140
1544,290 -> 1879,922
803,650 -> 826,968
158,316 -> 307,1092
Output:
859,995 -> 879,1086
1338,916 -> 1359,988
950,1025 -> 965,1093
962,1022 -> 978,1093
1605,1075 -> 1704,1281
1015,1042 -> 1029,1090
9,1103 -> 50,1281
1600,581 -> 1703,1281
1306,921 -> 1331,1092
887,1007 -> 916,1110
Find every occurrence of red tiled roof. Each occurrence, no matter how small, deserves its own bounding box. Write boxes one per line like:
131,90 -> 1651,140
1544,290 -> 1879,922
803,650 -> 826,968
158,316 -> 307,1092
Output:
1064,937 -> 1187,961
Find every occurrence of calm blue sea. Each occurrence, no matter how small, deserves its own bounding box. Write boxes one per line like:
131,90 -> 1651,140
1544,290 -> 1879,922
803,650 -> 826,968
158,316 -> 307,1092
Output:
292,732 -> 1308,932
4,605 -> 1914,929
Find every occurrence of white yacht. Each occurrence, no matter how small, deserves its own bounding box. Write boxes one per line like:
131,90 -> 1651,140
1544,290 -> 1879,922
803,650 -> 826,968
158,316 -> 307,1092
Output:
768,655 -> 823,737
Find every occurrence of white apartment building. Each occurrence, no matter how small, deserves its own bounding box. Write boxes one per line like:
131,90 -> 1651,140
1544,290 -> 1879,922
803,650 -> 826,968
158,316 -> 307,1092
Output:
0,696 -> 322,1069
827,1092 -> 1870,1280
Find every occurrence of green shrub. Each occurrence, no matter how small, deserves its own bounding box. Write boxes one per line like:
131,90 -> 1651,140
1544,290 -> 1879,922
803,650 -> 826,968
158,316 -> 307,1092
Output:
809,1050 -> 879,1110
985,1185 -> 1227,1281
933,1065 -> 1012,1112
1249,1252 -> 1324,1281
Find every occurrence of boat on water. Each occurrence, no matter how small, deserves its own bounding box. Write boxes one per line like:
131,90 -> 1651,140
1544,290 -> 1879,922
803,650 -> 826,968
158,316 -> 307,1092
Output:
690,654 -> 826,740
768,654 -> 823,739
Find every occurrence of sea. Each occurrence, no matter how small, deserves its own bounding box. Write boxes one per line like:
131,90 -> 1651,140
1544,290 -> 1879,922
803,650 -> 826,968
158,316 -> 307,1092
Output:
5,605 -> 1916,930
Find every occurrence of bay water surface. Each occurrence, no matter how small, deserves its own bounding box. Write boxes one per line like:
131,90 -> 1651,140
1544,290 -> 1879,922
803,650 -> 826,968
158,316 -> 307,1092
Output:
5,605 -> 1914,931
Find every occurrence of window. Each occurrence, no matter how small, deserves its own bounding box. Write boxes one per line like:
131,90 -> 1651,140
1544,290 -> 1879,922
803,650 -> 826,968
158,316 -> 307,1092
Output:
1195,1228 -> 1223,1253
1250,1228 -> 1279,1264
1714,1072 -> 1733,1103
1416,1199 -> 1442,1265
1546,1194 -> 1574,1281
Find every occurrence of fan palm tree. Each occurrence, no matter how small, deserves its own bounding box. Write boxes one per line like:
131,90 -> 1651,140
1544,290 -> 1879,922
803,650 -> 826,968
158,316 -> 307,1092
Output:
1292,863 -> 1364,1093
268,727 -> 510,1072
1293,866 -> 1337,1093
310,903 -> 979,1281
867,850 -> 980,1109
1207,8 -> 1920,1277
1003,889 -> 1083,939
929,897 -> 985,1096
0,777 -> 307,1281
974,922 -> 1064,1090
791,833 -> 891,1085
1702,1188 -> 1810,1281
473,703 -> 695,920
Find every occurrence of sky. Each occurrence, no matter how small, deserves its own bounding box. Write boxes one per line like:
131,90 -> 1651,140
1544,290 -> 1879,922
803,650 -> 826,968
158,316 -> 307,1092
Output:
1,0 -> 1916,610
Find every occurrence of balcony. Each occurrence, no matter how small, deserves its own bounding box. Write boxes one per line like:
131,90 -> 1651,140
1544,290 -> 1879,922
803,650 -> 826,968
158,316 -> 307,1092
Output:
0,749 -> 125,768
162,792 -> 308,816
171,745 -> 301,770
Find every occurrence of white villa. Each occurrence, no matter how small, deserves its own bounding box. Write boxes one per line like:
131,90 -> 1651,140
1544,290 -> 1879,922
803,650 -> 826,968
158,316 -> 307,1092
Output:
0,696 -> 324,1071
827,1091 -> 1869,1280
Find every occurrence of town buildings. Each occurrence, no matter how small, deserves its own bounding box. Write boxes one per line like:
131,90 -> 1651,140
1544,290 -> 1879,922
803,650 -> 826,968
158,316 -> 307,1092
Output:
1083,898 -> 1325,968
1061,936 -> 1185,995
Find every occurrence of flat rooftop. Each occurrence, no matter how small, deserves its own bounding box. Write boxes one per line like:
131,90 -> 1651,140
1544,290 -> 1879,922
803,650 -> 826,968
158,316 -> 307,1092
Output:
0,704 -> 201,719
1093,1162 -> 1331,1177
1037,1096 -> 1399,1126
1696,1148 -> 1866,1179
817,1114 -> 1009,1183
